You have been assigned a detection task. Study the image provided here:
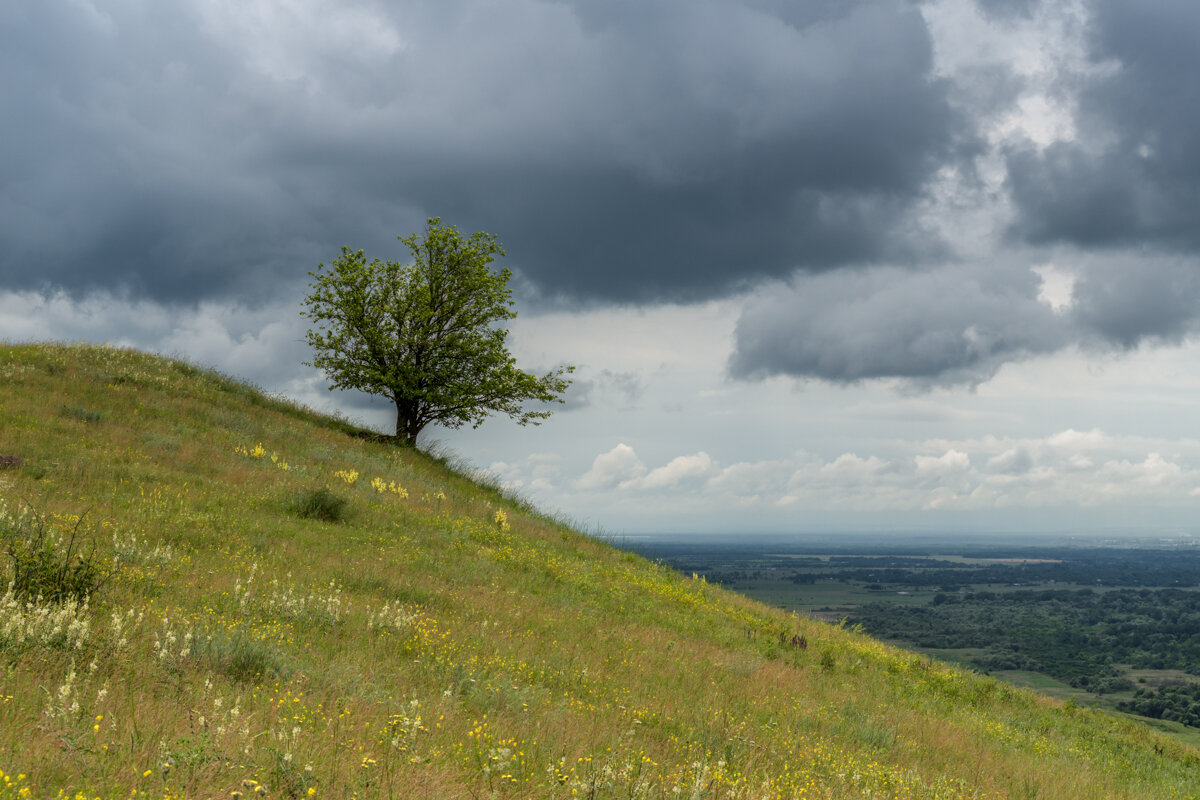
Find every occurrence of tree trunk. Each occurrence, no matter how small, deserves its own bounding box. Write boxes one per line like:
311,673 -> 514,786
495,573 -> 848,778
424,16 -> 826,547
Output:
396,403 -> 421,446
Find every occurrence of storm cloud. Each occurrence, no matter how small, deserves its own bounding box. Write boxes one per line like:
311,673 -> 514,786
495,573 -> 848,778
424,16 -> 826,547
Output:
0,0 -> 961,304
7,0 -> 1200,436
1005,0 -> 1200,252
728,250 -> 1200,386
728,264 -> 1070,385
719,0 -> 1200,388
1069,255 -> 1200,348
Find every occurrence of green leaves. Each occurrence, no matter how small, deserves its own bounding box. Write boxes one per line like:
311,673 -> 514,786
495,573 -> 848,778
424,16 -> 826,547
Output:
302,218 -> 573,445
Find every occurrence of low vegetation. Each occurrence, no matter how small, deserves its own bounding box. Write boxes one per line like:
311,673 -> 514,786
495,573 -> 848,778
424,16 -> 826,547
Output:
289,487 -> 349,524
0,342 -> 1198,798
3,507 -> 111,603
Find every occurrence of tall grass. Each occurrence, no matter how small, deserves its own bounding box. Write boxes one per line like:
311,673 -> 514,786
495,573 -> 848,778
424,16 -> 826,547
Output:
0,342 -> 1195,799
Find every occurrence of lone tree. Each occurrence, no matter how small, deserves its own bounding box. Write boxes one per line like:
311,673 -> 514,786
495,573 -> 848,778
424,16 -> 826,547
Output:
302,218 -> 573,445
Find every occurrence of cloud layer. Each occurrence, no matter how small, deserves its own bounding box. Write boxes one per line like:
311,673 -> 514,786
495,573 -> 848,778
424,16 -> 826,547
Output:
0,0 -> 961,305
7,0 -> 1200,389
728,252 -> 1200,387
529,431 -> 1200,518
728,263 -> 1068,385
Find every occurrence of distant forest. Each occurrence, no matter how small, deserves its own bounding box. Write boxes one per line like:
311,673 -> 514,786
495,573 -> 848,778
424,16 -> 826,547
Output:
847,588 -> 1200,727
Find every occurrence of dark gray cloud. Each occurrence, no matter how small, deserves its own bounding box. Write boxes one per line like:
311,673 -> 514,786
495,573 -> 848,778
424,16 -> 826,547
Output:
994,0 -> 1200,356
728,264 -> 1069,385
0,0 -> 962,305
728,250 -> 1200,387
1070,255 -> 1200,348
1005,0 -> 1200,252
725,0 -> 1200,389
0,2 -> 400,302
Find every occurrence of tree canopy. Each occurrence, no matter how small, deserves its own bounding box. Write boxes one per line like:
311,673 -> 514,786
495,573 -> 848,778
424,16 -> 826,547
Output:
302,218 -> 573,445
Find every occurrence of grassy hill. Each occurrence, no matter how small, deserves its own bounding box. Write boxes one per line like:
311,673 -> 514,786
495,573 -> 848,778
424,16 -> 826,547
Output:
0,342 -> 1198,799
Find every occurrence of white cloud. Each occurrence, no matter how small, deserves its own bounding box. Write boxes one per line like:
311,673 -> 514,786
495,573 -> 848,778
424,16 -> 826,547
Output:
922,0 -> 1092,148
817,453 -> 892,481
705,459 -> 795,501
577,446 -> 718,492
1033,264 -> 1076,311
986,447 -> 1032,474
487,453 -> 562,492
1047,428 -> 1107,449
640,452 -> 716,489
576,443 -> 647,491
561,429 -> 1200,521
915,449 -> 970,476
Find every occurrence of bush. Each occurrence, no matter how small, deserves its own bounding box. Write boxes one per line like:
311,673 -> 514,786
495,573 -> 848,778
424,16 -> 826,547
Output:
60,405 -> 102,424
2,507 -> 112,602
291,487 -> 348,523
204,631 -> 289,684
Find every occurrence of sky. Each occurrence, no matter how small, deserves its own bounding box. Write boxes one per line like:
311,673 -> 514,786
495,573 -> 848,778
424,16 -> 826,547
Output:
4,0 -> 1200,537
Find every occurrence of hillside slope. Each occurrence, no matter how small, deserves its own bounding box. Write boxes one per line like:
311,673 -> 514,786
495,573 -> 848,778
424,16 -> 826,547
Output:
0,342 -> 1197,799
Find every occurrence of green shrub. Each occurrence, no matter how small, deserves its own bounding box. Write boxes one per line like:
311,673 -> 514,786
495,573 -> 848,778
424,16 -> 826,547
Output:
60,404 -> 102,424
291,487 -> 348,523
2,508 -> 112,602
204,631 -> 289,684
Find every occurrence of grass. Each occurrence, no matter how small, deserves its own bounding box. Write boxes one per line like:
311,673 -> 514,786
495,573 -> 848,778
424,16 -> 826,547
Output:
289,487 -> 349,523
992,670 -> 1087,697
731,578 -> 942,612
0,342 -> 1198,798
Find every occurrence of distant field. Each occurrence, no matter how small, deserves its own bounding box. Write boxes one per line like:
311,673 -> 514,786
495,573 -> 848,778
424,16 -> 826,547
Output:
1121,667 -> 1200,687
721,579 -> 937,611
991,670 -> 1084,698
714,577 -> 1118,615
